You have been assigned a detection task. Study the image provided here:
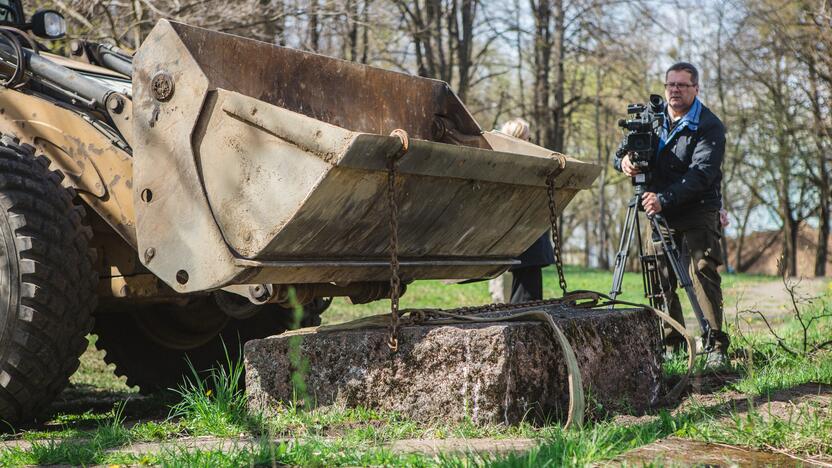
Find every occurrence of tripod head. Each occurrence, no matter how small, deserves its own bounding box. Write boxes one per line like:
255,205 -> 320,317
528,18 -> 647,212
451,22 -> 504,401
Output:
627,171 -> 653,216
630,171 -> 652,196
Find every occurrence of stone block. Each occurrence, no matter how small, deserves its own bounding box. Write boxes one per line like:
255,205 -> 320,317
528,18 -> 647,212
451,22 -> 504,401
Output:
245,305 -> 662,425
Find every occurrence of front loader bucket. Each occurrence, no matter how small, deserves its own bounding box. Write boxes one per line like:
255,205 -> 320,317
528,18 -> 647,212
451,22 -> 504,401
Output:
132,21 -> 600,293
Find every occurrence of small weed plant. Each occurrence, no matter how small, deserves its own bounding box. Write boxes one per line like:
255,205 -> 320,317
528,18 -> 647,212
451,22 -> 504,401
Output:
287,287 -> 311,405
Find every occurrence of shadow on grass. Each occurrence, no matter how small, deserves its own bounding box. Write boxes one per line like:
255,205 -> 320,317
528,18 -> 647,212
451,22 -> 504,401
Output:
0,386 -> 179,436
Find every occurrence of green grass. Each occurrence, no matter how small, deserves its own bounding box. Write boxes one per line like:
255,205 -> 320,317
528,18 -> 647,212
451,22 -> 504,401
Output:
69,335 -> 136,393
729,291 -> 832,395
128,420 -> 187,441
260,402 -> 550,443
485,410 -> 693,467
75,437 -> 443,467
678,403 -> 832,457
0,402 -> 130,466
323,266 -> 776,325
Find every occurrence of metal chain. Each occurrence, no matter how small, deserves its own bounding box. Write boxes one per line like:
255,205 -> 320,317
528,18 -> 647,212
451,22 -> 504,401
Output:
387,143 -> 565,348
387,129 -> 409,352
546,171 -> 568,295
435,296 -> 588,318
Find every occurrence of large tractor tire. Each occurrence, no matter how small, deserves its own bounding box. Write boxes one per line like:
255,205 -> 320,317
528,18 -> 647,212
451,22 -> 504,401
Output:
93,297 -> 327,392
0,141 -> 97,426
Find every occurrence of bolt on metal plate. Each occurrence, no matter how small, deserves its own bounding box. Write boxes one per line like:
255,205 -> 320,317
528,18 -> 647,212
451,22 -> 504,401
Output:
151,72 -> 174,101
144,247 -> 156,263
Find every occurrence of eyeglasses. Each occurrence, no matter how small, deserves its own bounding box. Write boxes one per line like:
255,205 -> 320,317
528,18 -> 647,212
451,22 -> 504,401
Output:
664,82 -> 696,90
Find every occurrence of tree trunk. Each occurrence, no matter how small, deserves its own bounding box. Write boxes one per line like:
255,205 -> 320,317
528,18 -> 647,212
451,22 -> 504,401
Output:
513,0 -> 526,118
809,60 -> 830,276
548,0 -> 565,152
262,0 -> 284,46
130,0 -> 147,50
817,202 -> 830,276
594,66 -> 609,269
361,0 -> 371,64
396,0 -> 477,93
788,217 -> 799,276
780,177 -> 797,276
347,0 -> 359,61
734,200 -> 755,272
583,218 -> 591,268
455,0 -> 475,102
531,0 -> 551,146
308,0 -> 320,52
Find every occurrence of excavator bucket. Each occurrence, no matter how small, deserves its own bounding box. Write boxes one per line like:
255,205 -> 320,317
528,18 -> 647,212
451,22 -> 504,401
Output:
131,20 -> 600,293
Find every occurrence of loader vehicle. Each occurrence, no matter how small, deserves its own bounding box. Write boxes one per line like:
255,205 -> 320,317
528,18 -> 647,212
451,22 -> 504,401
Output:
0,1 -> 599,424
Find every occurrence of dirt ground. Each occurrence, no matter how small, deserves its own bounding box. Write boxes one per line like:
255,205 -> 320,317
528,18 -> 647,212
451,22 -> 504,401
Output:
725,276 -> 829,331
606,381 -> 832,467
604,436 -> 830,467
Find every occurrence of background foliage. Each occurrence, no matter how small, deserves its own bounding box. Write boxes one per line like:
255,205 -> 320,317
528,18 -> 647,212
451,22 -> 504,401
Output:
26,0 -> 832,275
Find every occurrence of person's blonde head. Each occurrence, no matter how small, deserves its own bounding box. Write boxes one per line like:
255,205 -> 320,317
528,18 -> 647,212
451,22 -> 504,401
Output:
500,118 -> 531,141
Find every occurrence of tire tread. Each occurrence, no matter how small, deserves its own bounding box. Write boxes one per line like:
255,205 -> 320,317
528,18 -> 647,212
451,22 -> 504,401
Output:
0,142 -> 97,425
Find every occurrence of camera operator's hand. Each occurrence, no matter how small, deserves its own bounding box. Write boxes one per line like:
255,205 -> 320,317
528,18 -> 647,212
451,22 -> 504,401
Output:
719,208 -> 729,228
642,192 -> 662,216
621,154 -> 641,176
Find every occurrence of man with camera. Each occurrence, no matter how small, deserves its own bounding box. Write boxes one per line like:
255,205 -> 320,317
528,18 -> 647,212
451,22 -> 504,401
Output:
614,62 -> 729,365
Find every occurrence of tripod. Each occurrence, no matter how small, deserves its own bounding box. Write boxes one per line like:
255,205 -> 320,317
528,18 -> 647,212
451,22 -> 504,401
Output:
609,173 -> 715,351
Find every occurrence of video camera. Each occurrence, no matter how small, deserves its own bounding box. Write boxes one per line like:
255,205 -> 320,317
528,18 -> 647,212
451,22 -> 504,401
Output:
615,94 -> 665,172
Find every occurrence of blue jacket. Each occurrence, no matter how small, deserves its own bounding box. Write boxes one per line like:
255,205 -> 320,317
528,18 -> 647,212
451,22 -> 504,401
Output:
615,98 -> 725,217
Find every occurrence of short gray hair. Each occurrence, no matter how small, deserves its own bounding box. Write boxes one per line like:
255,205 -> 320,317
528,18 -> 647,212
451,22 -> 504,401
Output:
500,118 -> 531,141
666,62 -> 699,85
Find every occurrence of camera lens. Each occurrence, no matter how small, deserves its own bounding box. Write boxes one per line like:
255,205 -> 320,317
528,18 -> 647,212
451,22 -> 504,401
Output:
649,94 -> 664,112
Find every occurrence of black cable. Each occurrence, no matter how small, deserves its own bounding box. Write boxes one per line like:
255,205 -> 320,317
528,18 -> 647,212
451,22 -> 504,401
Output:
0,29 -> 25,88
0,25 -> 39,55
0,26 -> 43,89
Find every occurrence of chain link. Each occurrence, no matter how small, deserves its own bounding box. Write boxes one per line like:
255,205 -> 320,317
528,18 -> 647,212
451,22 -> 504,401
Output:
546,171 -> 568,295
387,129 -> 409,352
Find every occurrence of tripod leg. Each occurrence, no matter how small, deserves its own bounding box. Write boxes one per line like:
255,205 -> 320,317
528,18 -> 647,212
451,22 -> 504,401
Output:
634,204 -> 664,310
649,215 -> 714,348
610,196 -> 639,301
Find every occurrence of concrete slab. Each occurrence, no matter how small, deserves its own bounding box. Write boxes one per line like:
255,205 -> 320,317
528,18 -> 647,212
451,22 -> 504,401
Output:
386,438 -> 536,455
245,305 -> 662,425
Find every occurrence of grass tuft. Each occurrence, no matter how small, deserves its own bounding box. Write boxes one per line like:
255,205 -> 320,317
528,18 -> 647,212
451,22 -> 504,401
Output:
168,341 -> 260,437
